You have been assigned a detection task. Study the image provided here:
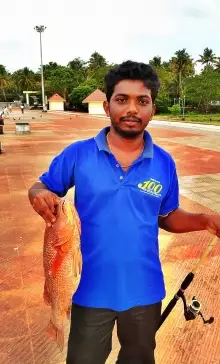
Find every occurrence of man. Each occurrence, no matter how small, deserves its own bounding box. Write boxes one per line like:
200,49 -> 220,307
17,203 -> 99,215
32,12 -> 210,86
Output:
0,109 -> 4,135
28,61 -> 220,364
20,103 -> 24,114
3,106 -> 9,117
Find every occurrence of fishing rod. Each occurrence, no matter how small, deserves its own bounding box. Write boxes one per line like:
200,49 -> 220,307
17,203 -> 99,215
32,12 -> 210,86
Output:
158,235 -> 219,329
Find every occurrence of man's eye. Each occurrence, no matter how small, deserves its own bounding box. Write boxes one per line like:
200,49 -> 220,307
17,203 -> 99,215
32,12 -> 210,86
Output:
139,100 -> 149,105
117,98 -> 127,103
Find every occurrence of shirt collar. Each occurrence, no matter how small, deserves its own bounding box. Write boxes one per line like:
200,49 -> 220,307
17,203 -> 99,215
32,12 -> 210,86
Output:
94,126 -> 154,159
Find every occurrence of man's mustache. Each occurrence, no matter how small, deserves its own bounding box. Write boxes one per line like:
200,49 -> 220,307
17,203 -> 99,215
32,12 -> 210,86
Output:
120,116 -> 142,123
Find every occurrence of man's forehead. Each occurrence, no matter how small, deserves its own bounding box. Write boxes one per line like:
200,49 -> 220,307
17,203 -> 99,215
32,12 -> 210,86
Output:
113,79 -> 151,96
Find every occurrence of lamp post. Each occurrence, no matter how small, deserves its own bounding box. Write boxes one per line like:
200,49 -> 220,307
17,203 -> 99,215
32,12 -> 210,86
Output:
34,25 -> 47,112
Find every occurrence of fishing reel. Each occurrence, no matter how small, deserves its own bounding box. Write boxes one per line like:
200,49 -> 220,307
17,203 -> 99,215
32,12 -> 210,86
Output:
180,293 -> 214,325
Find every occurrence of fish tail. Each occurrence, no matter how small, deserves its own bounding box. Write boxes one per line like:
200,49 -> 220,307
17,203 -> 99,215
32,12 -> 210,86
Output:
45,319 -> 65,352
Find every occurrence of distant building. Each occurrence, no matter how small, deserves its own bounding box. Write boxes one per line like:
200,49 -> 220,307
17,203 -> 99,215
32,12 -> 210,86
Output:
48,94 -> 65,111
82,89 -> 106,115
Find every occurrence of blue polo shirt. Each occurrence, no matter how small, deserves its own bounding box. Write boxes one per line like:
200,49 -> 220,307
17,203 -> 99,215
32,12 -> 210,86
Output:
39,126 -> 179,311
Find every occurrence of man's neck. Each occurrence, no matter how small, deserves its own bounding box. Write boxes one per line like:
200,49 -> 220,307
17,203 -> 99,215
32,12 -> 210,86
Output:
108,127 -> 145,152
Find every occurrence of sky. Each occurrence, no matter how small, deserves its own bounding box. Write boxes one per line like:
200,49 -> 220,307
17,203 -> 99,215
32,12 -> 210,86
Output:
1,0 -> 220,73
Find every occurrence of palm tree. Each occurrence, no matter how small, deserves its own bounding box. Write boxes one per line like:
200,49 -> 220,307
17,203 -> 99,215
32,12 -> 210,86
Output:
0,65 -> 9,101
12,67 -> 35,92
197,48 -> 217,67
68,58 -> 86,71
170,49 -> 194,98
42,62 -> 60,79
214,57 -> 220,72
149,56 -> 162,68
88,52 -> 107,71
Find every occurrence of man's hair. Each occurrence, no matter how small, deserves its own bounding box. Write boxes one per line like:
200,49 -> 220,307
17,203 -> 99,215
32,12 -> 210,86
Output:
104,60 -> 160,103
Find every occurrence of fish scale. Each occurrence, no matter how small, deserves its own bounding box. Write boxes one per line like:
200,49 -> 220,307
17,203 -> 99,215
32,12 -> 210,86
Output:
43,198 -> 82,350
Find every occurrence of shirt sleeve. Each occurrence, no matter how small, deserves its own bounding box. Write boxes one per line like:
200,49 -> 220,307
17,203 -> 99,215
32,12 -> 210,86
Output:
39,143 -> 77,197
159,160 -> 179,216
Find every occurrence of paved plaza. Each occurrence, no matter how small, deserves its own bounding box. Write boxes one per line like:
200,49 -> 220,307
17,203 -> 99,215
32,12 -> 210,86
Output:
0,110 -> 220,364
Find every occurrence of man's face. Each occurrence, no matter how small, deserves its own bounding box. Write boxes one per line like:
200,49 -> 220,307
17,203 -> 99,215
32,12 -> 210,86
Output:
103,79 -> 155,139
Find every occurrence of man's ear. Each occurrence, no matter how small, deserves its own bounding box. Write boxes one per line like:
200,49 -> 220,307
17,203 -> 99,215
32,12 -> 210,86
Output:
151,104 -> 156,119
103,101 -> 110,116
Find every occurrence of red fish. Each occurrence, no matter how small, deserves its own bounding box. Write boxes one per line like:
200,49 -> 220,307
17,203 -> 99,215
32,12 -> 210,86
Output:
43,199 -> 82,350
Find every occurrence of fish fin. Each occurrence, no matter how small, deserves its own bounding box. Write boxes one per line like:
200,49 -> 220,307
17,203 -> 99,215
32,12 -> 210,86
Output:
66,304 -> 71,320
56,327 -> 65,352
43,282 -> 51,306
60,240 -> 71,253
51,249 -> 66,277
45,320 -> 64,351
75,212 -> 81,235
72,248 -> 82,277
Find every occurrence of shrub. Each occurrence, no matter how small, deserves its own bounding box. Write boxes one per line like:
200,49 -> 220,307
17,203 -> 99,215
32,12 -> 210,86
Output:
168,104 -> 181,115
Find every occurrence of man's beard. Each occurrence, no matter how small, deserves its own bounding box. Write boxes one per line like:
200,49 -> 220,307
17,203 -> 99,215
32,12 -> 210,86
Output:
111,120 -> 145,140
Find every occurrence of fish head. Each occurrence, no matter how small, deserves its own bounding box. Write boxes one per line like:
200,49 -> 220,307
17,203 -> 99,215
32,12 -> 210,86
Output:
62,199 -> 81,236
49,199 -> 80,249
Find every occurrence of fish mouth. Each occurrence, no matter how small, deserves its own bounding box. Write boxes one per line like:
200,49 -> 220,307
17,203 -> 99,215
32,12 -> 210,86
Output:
62,200 -> 74,224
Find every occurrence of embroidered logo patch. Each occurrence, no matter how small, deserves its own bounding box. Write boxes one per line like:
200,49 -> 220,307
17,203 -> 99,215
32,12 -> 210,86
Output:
138,178 -> 163,198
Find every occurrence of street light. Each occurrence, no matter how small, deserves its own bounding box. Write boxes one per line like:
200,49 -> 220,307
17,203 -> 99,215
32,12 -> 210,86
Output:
34,25 -> 47,112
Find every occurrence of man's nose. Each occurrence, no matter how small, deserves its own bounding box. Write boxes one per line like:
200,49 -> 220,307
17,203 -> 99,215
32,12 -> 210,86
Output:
126,100 -> 138,114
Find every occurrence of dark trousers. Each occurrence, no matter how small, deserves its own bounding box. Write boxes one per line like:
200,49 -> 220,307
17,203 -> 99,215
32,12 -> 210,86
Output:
66,302 -> 161,364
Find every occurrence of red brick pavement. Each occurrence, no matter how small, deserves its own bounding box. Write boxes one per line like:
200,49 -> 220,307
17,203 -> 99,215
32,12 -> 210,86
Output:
0,112 -> 220,364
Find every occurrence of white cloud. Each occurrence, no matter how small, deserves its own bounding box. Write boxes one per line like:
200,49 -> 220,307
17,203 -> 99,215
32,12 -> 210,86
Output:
1,0 -> 220,72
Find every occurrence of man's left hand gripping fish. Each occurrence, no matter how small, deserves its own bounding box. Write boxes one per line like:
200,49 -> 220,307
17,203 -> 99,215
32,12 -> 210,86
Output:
43,198 -> 82,351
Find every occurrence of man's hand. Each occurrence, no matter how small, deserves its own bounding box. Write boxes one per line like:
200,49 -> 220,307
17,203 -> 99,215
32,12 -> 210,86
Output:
28,183 -> 61,227
159,208 -> 220,238
205,215 -> 220,238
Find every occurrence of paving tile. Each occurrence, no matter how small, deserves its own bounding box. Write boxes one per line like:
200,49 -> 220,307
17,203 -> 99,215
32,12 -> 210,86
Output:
23,282 -> 44,309
0,336 -> 34,364
159,135 -> 220,152
0,309 -> 29,339
156,141 -> 220,176
179,173 -> 220,212
31,326 -> 69,364
0,289 -> 26,313
0,260 -> 22,291
19,254 -> 44,286
1,111 -> 220,364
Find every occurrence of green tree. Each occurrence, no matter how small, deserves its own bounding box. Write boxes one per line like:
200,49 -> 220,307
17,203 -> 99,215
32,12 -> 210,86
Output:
0,65 -> 9,101
89,65 -> 114,91
42,62 -> 60,78
12,67 -> 36,92
68,57 -> 86,71
67,58 -> 87,85
170,49 -> 194,98
197,48 -> 217,67
46,67 -> 79,99
153,67 -> 174,112
88,52 -> 107,74
69,82 -> 97,108
214,58 -> 220,72
149,56 -> 162,68
185,69 -> 220,113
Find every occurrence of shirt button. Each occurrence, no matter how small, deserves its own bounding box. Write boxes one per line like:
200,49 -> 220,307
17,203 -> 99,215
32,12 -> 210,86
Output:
120,176 -> 123,180
116,164 -> 119,168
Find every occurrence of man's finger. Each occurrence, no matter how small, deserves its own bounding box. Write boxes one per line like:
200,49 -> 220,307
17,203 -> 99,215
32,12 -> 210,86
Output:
42,208 -> 57,224
33,198 -> 56,224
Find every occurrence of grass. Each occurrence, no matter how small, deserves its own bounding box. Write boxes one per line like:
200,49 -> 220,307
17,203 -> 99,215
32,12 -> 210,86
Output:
153,113 -> 220,125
